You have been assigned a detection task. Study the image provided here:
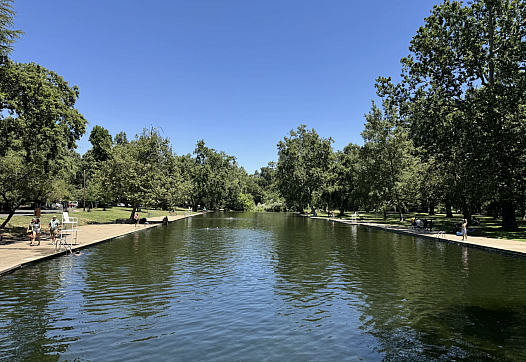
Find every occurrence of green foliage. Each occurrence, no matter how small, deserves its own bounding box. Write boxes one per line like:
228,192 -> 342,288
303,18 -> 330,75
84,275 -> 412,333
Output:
234,193 -> 255,211
0,61 -> 87,228
376,0 -> 526,228
322,143 -> 361,214
276,125 -> 334,213
88,125 -> 113,163
98,127 -> 184,217
190,140 -> 240,210
114,131 -> 129,146
358,101 -> 422,220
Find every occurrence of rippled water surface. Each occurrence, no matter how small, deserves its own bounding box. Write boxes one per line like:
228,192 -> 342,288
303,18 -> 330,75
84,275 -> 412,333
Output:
2,212 -> 526,361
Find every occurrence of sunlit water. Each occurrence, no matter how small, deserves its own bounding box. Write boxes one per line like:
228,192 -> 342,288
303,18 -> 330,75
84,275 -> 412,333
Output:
2,212 -> 526,361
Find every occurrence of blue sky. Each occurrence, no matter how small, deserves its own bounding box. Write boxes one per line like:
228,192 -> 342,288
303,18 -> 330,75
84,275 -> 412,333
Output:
12,0 -> 439,173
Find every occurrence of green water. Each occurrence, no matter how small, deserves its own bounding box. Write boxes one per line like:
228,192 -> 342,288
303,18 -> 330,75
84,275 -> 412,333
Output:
1,212 -> 526,361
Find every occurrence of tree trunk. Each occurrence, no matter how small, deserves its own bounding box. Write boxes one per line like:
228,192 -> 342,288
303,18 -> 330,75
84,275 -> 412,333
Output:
445,199 -> 453,218
429,200 -> 435,215
130,204 -> 138,220
0,208 -> 16,229
462,199 -> 471,223
502,200 -> 517,230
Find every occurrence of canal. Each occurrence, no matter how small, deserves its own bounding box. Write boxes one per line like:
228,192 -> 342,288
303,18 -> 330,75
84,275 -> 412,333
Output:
1,212 -> 526,361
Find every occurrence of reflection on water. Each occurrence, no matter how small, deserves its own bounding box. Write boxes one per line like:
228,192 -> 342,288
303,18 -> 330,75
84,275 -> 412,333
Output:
1,212 -> 526,361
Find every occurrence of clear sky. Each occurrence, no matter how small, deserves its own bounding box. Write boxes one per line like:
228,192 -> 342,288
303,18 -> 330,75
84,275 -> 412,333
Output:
11,0 -> 439,174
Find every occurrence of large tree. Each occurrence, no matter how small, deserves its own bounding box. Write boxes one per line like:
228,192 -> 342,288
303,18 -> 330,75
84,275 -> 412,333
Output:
100,127 -> 182,219
324,143 -> 361,215
88,125 -> 113,163
0,62 -> 87,228
276,125 -> 333,214
190,140 -> 238,210
377,0 -> 526,229
359,101 -> 422,221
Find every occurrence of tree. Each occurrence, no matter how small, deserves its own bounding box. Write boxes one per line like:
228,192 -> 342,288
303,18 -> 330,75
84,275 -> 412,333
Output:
88,125 -> 112,163
359,101 -> 422,221
324,143 -> 361,215
100,127 -> 182,219
276,125 -> 333,214
114,131 -> 129,146
377,0 -> 526,229
0,0 -> 23,60
0,62 -> 87,228
190,140 -> 238,210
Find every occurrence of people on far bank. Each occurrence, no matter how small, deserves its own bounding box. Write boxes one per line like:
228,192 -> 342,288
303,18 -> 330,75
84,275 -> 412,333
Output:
409,216 -> 435,232
134,213 -> 139,227
49,215 -> 61,245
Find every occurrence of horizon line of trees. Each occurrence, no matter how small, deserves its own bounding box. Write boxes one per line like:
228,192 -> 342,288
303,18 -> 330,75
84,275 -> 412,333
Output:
2,0 -> 526,230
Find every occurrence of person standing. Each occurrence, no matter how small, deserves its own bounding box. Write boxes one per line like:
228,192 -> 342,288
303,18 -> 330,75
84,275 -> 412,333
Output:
33,218 -> 42,246
49,215 -> 61,245
461,219 -> 468,241
134,212 -> 139,227
27,219 -> 35,246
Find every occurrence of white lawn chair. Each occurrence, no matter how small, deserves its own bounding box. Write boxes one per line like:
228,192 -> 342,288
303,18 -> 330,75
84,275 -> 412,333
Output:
56,212 -> 79,252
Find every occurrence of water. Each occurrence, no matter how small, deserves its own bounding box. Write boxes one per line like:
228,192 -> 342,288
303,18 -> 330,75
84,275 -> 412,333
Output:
2,212 -> 526,361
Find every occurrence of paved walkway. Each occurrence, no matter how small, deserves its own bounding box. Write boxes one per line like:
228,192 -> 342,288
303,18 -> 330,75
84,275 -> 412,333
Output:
0,213 -> 200,276
316,217 -> 526,258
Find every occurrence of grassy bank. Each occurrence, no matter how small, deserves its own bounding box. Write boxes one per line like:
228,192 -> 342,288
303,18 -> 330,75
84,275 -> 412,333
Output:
0,206 -> 189,237
316,211 -> 526,242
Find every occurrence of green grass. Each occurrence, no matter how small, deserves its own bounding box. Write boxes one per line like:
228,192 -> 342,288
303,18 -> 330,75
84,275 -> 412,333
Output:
317,211 -> 526,242
0,206 -> 189,237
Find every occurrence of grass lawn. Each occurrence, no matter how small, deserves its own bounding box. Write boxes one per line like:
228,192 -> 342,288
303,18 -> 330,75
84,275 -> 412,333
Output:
317,211 -> 526,242
0,206 -> 190,238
